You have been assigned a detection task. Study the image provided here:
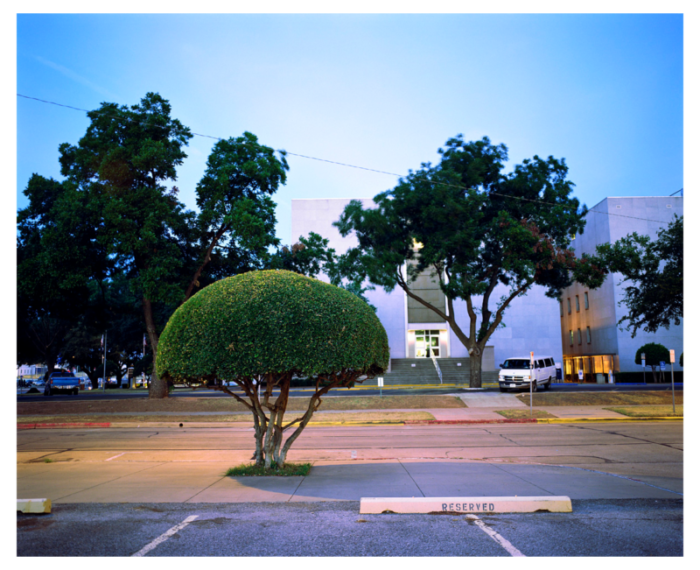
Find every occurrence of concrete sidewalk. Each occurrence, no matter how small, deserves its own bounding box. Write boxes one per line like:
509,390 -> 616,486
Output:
17,456 -> 683,505
16,404 -> 680,428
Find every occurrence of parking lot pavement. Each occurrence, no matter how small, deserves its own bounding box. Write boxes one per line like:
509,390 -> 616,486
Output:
17,499 -> 683,556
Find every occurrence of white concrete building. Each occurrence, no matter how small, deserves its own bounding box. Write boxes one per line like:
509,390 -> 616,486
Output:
292,198 -> 565,379
558,196 -> 683,381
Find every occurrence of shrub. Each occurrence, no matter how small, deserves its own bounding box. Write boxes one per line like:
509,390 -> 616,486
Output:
157,270 -> 389,468
634,343 -> 670,383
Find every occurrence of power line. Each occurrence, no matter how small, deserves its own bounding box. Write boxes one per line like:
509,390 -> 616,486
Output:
18,93 -> 679,225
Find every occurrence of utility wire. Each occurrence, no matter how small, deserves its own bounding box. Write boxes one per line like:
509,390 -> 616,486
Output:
18,93 -> 679,225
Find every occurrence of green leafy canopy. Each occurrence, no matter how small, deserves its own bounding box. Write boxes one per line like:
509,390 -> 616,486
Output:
156,270 -> 389,382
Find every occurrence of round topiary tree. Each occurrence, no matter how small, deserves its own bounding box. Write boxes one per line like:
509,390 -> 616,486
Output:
635,343 -> 670,383
156,270 -> 389,469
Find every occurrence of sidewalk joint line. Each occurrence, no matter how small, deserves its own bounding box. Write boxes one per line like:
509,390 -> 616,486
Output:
489,462 -> 554,496
555,465 -> 683,496
52,462 -> 169,502
397,459 -> 426,497
183,474 -> 228,503
287,461 -> 312,502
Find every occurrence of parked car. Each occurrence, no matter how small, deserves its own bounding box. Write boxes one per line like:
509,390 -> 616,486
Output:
79,377 -> 93,390
44,371 -> 81,396
498,356 -> 556,392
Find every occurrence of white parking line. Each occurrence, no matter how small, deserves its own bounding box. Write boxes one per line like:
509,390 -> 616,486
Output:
105,453 -> 125,461
466,514 -> 525,557
132,515 -> 199,557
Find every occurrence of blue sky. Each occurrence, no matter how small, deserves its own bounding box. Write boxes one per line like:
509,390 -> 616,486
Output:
16,13 -> 683,244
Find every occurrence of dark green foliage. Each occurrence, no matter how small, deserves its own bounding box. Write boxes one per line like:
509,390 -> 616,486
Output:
635,342 -> 670,383
156,270 -> 388,469
268,232 -> 336,279
634,343 -> 670,366
224,463 -> 311,477
594,216 -> 682,338
333,135 -> 606,387
185,133 -> 289,300
157,270 -> 388,381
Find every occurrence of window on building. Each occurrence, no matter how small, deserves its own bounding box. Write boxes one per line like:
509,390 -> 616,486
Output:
567,298 -> 571,314
584,292 -> 589,310
575,295 -> 580,312
560,301 -> 563,317
569,330 -> 574,346
586,326 -> 591,344
577,328 -> 582,345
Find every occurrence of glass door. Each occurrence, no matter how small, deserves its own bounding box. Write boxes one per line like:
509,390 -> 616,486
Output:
415,330 -> 440,358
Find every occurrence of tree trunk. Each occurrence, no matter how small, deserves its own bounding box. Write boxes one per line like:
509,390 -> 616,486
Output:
144,296 -> 168,399
468,347 -> 482,388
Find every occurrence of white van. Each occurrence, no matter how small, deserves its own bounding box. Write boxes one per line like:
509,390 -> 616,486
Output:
498,356 -> 557,392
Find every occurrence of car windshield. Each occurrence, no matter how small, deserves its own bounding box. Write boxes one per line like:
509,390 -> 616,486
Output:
502,359 -> 530,369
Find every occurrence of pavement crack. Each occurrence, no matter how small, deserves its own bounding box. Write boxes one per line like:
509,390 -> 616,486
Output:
398,459 -> 426,497
490,463 -> 553,495
53,462 -> 169,501
568,425 -> 683,450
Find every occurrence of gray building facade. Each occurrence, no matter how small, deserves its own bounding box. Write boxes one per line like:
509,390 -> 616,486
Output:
558,196 -> 683,382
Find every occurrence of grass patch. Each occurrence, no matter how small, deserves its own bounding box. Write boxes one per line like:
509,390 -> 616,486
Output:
515,391 -> 683,407
604,405 -> 683,418
18,394 -> 464,418
225,462 -> 311,477
15,411 -> 435,425
495,409 -> 557,419
43,458 -> 53,463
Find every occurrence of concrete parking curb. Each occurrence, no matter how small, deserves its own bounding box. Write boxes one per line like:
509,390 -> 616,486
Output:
359,496 -> 573,514
17,498 -> 52,514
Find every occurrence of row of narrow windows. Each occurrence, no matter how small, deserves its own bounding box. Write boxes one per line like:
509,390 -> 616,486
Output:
561,292 -> 589,316
569,327 -> 592,346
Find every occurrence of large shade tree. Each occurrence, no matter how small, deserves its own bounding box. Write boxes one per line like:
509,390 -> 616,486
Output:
333,136 -> 606,387
593,215 -> 682,338
49,93 -> 292,398
156,270 -> 389,469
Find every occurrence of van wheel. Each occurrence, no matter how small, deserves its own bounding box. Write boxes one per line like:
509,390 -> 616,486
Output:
531,381 -> 538,392
544,377 -> 552,390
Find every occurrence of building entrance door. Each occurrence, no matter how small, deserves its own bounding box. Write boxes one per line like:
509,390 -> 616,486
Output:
415,330 -> 440,358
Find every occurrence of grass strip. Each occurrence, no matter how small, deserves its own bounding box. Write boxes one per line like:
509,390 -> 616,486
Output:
495,409 -> 557,419
18,395 -> 465,416
603,405 -> 683,417
16,411 -> 435,424
225,462 -> 311,477
516,391 -> 683,407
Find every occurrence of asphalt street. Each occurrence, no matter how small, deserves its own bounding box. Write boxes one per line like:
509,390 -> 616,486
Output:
17,499 -> 682,556
17,382 -> 683,402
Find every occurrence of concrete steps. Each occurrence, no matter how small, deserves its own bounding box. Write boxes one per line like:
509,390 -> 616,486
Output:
362,358 -> 498,386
